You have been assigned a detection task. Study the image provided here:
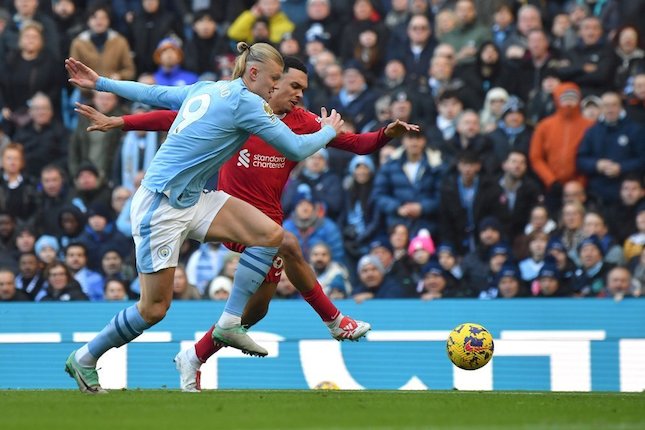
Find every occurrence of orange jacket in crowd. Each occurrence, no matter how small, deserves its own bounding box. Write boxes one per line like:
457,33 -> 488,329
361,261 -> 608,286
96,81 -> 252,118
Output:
529,82 -> 594,189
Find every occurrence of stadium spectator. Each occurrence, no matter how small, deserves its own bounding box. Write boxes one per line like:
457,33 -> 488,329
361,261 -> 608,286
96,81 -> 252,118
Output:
185,243 -> 227,296
0,21 -> 64,134
12,93 -> 68,178
433,8 -> 458,41
525,70 -> 559,126
69,91 -> 124,181
367,236 -> 416,297
293,0 -> 340,56
426,89 -> 463,144
352,254 -> 405,302
576,92 -> 645,206
4,0 -> 61,60
103,277 -> 130,301
501,4 -> 543,60
514,29 -> 561,103
207,276 -> 232,301
0,143 -> 37,223
69,5 -> 136,81
580,95 -> 602,122
480,262 -> 525,299
152,36 -> 198,86
173,264 -> 202,300
456,41 -> 516,109
442,0 -> 491,65
227,0 -> 295,45
78,203 -> 132,272
0,267 -> 30,301
64,242 -> 104,301
14,224 -> 36,255
284,184 -> 345,263
550,12 -> 577,53
388,14 -> 436,88
338,0 -> 386,63
15,251 -> 44,300
572,235 -> 614,297
310,242 -> 351,299
438,150 -> 504,254
417,260 -> 460,300
110,187 -> 132,220
183,10 -> 230,76
100,248 -> 135,287
629,248 -> 645,292
460,216 -> 503,296
282,149 -> 343,221
625,73 -> 645,124
440,110 -> 495,171
339,154 -> 380,267
436,242 -> 463,283
606,176 -> 645,244
556,16 -> 616,97
129,0 -> 184,74
34,234 -> 58,265
479,87 -> 508,133
39,261 -> 88,301
407,228 -> 435,271
489,3 -> 514,49
57,204 -> 85,251
389,223 -> 410,262
372,130 -> 442,235
529,82 -> 594,212
518,230 -> 548,282
582,211 -> 624,265
613,26 -> 645,94
68,162 -> 112,213
52,0 -> 83,58
605,266 -> 640,299
487,97 -> 533,172
624,203 -> 645,261
422,53 -> 474,113
327,61 -> 379,131
561,180 -> 600,212
535,259 -> 569,297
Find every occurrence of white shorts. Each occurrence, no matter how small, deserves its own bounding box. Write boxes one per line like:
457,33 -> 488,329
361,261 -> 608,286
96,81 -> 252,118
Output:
131,186 -> 230,273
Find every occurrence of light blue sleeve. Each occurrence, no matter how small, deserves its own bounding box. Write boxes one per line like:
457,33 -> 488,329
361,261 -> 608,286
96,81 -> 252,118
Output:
95,77 -> 190,110
235,93 -> 336,161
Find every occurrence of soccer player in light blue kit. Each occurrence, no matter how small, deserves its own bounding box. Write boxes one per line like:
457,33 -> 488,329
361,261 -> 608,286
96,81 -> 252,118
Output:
63,42 -> 344,394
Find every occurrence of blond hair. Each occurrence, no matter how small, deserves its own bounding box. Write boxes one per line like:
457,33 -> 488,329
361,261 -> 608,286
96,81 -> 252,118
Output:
232,42 -> 284,79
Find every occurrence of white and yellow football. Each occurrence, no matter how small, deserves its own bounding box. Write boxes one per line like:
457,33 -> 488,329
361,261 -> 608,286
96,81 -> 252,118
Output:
446,323 -> 494,370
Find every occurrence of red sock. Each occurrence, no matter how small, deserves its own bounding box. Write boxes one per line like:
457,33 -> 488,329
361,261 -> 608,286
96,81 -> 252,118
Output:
301,282 -> 341,322
194,325 -> 224,363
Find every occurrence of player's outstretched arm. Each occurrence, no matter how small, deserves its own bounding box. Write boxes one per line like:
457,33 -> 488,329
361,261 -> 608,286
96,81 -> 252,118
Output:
75,103 -> 124,132
66,57 -> 190,110
237,97 -> 344,161
383,119 -> 420,138
76,103 -> 178,133
329,119 -> 421,155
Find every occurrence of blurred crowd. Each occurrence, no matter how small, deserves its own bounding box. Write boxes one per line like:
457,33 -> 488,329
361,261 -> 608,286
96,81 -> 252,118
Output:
0,0 -> 644,303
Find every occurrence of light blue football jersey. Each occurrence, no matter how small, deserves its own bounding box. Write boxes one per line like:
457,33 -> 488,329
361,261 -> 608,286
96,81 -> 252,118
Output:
96,77 -> 336,208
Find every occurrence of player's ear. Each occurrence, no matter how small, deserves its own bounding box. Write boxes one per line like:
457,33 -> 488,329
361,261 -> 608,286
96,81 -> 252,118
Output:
248,65 -> 259,81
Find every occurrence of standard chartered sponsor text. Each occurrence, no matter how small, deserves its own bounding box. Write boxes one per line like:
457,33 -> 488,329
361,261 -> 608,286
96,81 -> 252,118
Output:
253,154 -> 286,169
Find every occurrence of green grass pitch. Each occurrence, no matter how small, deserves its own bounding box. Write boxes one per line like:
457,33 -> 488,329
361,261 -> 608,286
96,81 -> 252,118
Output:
2,390 -> 643,429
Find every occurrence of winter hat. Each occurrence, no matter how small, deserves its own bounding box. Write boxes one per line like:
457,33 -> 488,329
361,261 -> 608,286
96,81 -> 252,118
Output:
408,229 -> 436,255
420,260 -> 445,277
547,236 -> 566,253
348,155 -> 375,175
208,276 -> 233,299
293,183 -> 315,206
35,235 -> 60,255
502,96 -> 525,118
153,35 -> 184,65
577,235 -> 604,256
357,254 -> 385,275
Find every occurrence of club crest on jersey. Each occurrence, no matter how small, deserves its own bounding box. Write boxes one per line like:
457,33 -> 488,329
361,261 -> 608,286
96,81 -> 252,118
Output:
157,245 -> 172,260
263,101 -> 276,122
237,149 -> 251,168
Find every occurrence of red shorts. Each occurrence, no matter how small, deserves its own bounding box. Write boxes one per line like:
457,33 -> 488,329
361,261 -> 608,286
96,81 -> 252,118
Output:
223,242 -> 284,284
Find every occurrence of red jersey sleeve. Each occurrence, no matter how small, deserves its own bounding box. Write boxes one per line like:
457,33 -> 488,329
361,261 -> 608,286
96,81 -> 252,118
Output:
122,110 -> 178,132
328,128 -> 391,155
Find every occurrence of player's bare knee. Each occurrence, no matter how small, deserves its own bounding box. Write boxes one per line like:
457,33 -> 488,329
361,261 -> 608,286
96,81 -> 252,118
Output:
139,301 -> 169,325
279,231 -> 301,259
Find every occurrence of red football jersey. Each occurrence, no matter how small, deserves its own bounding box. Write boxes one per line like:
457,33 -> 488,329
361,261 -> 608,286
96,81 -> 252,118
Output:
123,107 -> 389,225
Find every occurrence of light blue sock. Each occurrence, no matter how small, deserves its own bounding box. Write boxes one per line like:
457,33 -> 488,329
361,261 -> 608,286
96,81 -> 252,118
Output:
222,246 -> 278,318
85,304 -> 153,360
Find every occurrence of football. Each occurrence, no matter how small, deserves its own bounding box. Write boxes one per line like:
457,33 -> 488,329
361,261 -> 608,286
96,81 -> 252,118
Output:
446,323 -> 494,370
314,381 -> 340,390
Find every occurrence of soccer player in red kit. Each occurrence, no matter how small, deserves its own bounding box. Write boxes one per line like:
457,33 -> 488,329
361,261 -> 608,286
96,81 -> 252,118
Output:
76,56 -> 419,391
